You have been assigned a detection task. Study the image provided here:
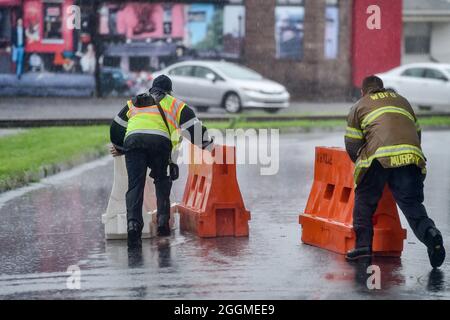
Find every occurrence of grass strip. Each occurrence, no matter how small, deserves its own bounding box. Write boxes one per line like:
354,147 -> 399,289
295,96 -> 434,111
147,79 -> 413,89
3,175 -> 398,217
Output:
0,126 -> 109,191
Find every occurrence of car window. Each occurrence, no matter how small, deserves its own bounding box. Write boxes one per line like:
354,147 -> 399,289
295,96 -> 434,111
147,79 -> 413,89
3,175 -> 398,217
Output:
193,66 -> 221,80
168,66 -> 194,77
424,68 -> 448,81
401,68 -> 425,78
214,63 -> 263,80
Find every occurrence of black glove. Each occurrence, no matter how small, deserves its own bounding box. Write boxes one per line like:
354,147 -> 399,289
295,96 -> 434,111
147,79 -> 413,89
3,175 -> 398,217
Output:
202,137 -> 214,151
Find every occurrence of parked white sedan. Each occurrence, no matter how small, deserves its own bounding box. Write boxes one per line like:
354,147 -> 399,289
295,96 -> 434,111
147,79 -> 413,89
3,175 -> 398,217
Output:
377,63 -> 450,110
152,60 -> 290,113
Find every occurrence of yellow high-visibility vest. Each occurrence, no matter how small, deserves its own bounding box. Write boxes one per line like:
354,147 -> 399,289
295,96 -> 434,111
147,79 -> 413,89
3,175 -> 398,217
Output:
125,94 -> 186,148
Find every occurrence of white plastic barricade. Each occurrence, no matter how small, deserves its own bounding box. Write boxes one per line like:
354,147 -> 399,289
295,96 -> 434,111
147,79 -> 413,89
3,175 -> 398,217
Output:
102,156 -> 176,239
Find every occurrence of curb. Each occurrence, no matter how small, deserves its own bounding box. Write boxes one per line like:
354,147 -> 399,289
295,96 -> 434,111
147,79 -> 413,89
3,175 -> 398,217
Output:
1,113 -> 450,128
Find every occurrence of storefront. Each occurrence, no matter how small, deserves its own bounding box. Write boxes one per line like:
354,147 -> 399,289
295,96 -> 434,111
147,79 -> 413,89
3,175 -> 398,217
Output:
1,0 -> 98,76
0,0 -> 21,73
97,1 -> 245,96
0,0 -> 98,96
0,0 -> 403,99
22,0 -> 98,75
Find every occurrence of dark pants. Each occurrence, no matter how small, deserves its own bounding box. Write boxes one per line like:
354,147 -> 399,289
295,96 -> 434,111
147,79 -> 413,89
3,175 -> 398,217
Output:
354,160 -> 436,248
124,134 -> 172,232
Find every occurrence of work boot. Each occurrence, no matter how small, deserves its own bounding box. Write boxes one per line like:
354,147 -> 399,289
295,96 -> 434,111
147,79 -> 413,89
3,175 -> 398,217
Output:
346,247 -> 372,262
426,228 -> 445,269
157,225 -> 171,237
127,221 -> 142,248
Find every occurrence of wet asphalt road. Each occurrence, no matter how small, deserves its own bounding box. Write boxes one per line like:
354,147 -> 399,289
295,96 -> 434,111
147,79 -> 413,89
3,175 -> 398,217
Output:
0,131 -> 449,299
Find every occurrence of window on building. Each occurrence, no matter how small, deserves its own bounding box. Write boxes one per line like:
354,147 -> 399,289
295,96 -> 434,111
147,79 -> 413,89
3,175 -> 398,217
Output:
275,0 -> 305,60
162,4 -> 172,35
103,56 -> 121,68
129,57 -> 150,72
404,22 -> 431,55
325,0 -> 339,59
0,9 -> 11,46
43,2 -> 63,41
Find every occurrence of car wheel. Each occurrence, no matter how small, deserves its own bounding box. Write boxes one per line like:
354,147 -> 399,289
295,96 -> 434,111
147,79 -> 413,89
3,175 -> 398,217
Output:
196,106 -> 209,113
223,92 -> 242,114
265,108 -> 281,114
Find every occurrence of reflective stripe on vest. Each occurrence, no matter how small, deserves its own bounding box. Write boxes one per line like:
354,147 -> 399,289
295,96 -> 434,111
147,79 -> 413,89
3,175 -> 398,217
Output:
165,97 -> 186,124
114,115 -> 128,128
345,126 -> 364,140
354,144 -> 426,184
127,105 -> 179,128
361,106 -> 420,132
125,129 -> 170,140
125,96 -> 186,148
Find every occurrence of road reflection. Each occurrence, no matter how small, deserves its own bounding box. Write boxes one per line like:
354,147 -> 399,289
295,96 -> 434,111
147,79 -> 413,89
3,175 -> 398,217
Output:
350,257 -> 405,291
427,269 -> 446,292
128,247 -> 144,268
1,132 -> 449,299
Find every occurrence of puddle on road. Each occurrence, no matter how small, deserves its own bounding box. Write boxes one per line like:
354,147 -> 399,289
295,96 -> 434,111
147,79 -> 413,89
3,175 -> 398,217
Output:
0,132 -> 449,299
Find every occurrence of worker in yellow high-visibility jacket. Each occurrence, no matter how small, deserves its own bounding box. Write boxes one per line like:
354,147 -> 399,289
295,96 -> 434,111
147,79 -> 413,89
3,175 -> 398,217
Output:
110,75 -> 213,247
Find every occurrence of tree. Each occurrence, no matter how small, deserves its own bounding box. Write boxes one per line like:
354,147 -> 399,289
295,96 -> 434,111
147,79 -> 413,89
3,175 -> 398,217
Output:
195,6 -> 223,51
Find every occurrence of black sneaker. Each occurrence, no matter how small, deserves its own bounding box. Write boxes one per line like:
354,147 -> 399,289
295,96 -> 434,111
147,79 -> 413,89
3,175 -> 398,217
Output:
346,247 -> 372,261
127,221 -> 142,248
157,225 -> 171,237
426,228 -> 446,269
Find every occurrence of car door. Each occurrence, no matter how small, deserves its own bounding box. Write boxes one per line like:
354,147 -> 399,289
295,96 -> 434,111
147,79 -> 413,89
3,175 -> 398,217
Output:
396,68 -> 426,104
166,65 -> 197,105
423,68 -> 450,107
191,66 -> 227,108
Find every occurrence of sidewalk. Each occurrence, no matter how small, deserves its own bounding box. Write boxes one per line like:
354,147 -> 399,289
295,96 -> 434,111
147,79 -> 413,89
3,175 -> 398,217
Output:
0,73 -> 95,98
0,129 -> 23,137
0,97 -> 351,120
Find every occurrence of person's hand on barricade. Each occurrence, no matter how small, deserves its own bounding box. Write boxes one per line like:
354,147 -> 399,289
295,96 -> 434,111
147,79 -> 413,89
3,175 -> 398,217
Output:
202,137 -> 215,152
109,144 -> 123,157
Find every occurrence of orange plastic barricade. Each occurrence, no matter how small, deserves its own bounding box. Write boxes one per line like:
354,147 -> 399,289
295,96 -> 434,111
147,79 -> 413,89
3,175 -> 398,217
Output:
177,144 -> 251,237
299,147 -> 407,256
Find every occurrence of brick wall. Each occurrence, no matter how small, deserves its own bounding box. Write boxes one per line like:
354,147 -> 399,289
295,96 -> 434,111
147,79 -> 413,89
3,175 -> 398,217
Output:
244,0 -> 353,101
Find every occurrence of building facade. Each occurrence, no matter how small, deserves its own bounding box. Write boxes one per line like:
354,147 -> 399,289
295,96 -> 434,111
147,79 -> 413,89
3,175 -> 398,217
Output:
403,0 -> 450,64
0,0 -> 406,99
245,0 -> 353,100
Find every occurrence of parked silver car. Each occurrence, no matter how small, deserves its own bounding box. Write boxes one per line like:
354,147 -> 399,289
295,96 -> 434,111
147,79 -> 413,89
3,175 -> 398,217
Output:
152,60 -> 290,113
377,63 -> 450,111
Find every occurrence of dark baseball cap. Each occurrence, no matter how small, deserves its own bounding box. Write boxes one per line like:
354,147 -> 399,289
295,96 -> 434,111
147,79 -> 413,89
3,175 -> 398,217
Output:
151,75 -> 172,93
